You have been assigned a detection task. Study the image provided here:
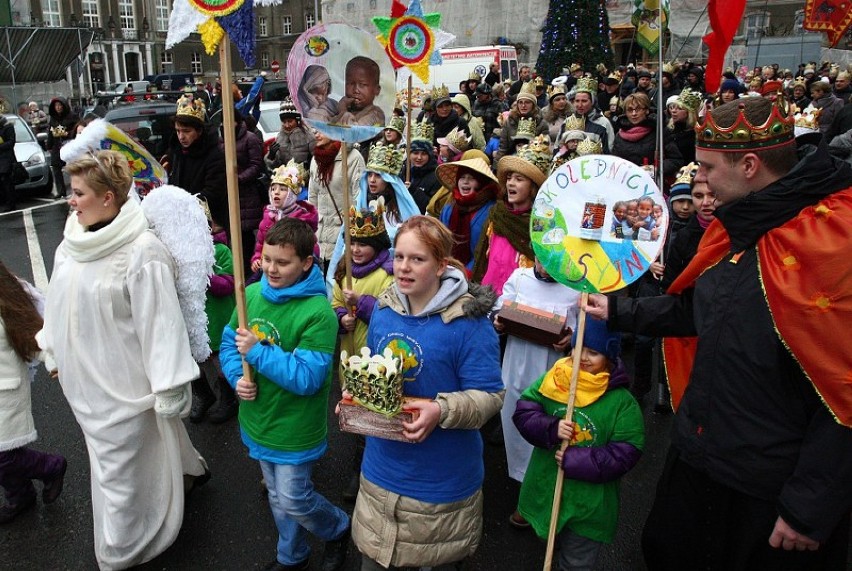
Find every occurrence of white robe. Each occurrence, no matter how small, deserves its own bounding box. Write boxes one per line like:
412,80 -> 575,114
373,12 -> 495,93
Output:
38,200 -> 206,571
496,268 -> 580,482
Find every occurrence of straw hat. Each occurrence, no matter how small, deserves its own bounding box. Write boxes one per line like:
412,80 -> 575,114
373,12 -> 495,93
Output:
435,157 -> 498,191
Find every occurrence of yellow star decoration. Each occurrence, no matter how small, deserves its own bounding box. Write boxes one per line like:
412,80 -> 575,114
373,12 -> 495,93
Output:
814,203 -> 834,219
813,293 -> 832,312
199,18 -> 226,56
780,252 -> 800,271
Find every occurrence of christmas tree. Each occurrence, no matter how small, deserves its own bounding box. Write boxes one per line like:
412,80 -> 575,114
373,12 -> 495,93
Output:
535,0 -> 615,81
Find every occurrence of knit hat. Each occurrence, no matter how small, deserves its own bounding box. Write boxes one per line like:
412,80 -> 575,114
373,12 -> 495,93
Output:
410,139 -> 434,154
560,129 -> 586,144
349,197 -> 391,252
279,96 -> 300,120
669,162 -> 697,206
497,134 -> 551,189
720,78 -> 743,95
571,318 -> 621,365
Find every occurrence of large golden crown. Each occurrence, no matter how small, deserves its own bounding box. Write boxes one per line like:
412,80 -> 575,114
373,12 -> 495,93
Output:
366,141 -> 405,174
410,118 -> 434,143
695,96 -> 795,151
271,159 -> 306,189
564,114 -> 586,131
576,136 -> 603,156
349,197 -> 387,239
575,77 -> 598,95
516,135 -> 552,175
430,84 -> 449,101
176,94 -> 206,122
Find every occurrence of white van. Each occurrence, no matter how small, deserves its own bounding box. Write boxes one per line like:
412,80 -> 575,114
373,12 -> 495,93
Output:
96,80 -> 150,98
401,45 -> 519,95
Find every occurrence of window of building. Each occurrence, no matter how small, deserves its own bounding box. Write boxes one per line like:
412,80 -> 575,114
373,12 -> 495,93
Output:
118,0 -> 137,39
191,52 -> 203,75
160,50 -> 173,73
41,0 -> 61,26
261,52 -> 269,69
81,0 -> 99,28
282,15 -> 292,35
305,13 -> 315,29
745,12 -> 769,39
258,16 -> 267,36
155,0 -> 169,32
369,0 -> 377,8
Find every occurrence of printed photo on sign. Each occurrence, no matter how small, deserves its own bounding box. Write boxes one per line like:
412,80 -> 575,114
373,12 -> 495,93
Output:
287,23 -> 396,143
530,155 -> 667,294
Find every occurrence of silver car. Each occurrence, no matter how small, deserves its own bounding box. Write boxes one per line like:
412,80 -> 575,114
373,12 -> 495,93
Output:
6,115 -> 52,196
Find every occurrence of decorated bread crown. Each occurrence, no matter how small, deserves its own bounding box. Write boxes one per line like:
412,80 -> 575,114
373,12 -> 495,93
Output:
676,88 -> 702,113
410,118 -> 434,143
271,159 -> 306,189
366,141 -> 405,174
349,197 -> 387,239
576,136 -> 603,156
176,94 -> 206,123
430,84 -> 449,101
575,77 -> 598,95
695,95 -> 795,151
514,117 -> 537,140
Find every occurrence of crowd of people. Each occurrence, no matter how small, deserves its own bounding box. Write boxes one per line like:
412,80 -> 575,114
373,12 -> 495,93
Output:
1,53 -> 851,571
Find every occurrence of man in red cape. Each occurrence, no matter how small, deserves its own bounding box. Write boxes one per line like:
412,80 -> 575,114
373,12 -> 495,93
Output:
585,96 -> 851,570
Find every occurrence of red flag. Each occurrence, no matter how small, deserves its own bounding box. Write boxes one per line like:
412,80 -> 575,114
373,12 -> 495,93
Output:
702,0 -> 747,95
803,0 -> 852,47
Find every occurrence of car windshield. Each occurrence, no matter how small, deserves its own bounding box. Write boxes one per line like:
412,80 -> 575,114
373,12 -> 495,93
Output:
11,118 -> 36,143
258,107 -> 280,135
107,82 -> 124,91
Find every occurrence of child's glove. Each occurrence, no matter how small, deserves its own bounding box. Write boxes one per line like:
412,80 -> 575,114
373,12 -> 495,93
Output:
154,385 -> 190,417
266,142 -> 280,159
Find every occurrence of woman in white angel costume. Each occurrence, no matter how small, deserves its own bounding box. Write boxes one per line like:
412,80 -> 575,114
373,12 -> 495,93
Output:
37,147 -> 212,570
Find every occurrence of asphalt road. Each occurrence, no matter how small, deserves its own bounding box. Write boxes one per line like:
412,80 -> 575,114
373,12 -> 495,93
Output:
0,200 -> 673,570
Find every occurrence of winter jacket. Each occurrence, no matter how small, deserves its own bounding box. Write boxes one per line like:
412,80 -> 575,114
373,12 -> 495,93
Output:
308,145 -> 365,260
668,123 -> 696,165
0,310 -> 38,451
266,124 -> 315,171
811,92 -> 844,134
496,112 -> 549,159
404,160 -> 442,213
660,215 -> 706,292
472,97 -> 504,141
825,104 -> 852,143
252,202 -> 319,265
0,119 -> 16,174
430,109 -> 469,145
220,123 -> 265,231
46,97 -> 79,155
354,273 -> 504,568
166,127 -> 228,232
609,139 -> 852,542
611,116 -> 683,178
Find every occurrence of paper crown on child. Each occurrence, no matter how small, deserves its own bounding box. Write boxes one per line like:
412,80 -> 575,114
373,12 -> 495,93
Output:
384,115 -> 406,135
695,95 -> 795,152
572,318 -> 621,365
670,162 -> 698,205
516,81 -> 538,104
270,159 -> 306,189
468,71 -> 482,81
175,94 -> 206,124
576,136 -> 603,156
431,84 -> 450,105
349,196 -> 388,240
366,141 -> 405,175
437,126 -> 471,156
497,134 -> 551,189
513,117 -> 537,141
575,77 -> 598,95
409,118 -> 435,144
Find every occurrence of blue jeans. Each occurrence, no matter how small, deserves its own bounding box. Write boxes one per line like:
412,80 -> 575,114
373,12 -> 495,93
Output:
260,460 -> 350,565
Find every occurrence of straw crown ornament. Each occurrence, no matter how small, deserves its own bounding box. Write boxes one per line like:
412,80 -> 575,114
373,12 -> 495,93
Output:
349,197 -> 387,239
270,159 -> 306,189
574,77 -> 598,95
564,114 -> 586,131
676,88 -> 702,113
409,118 -> 435,143
431,84 -> 449,101
366,141 -> 406,174
695,95 -> 795,151
498,134 -> 552,188
176,94 -> 206,123
514,117 -> 537,140
576,137 -> 603,156
385,115 -> 406,135
440,126 -> 471,154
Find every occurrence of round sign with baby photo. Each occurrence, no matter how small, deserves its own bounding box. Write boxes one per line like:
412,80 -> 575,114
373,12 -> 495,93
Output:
287,23 -> 397,143
530,154 -> 668,294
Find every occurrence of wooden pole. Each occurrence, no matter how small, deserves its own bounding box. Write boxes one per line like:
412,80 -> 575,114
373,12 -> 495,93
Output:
543,291 -> 589,570
219,40 -> 252,383
405,75 -> 413,184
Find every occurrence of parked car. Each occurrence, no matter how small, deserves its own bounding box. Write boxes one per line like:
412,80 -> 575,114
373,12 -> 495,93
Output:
8,115 -> 52,196
103,101 -> 177,159
237,79 -> 289,102
256,101 -> 281,154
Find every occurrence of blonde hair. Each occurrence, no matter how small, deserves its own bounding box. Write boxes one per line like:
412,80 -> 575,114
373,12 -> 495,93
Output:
65,150 -> 132,206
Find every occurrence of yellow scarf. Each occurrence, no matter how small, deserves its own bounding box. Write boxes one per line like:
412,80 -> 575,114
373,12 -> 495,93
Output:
538,357 -> 610,408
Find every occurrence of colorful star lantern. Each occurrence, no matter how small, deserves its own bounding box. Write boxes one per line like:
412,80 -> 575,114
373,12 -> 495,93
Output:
372,0 -> 454,84
166,0 -> 282,68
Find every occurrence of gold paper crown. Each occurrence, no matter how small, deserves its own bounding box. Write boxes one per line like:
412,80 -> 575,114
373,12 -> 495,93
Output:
468,71 -> 482,81
673,162 -> 698,188
176,94 -> 206,122
534,76 -> 545,87
547,85 -> 567,99
518,81 -> 537,99
516,134 -> 553,175
662,62 -> 675,75
441,126 -> 471,153
271,159 -> 306,189
514,117 -> 537,140
410,118 -> 434,143
575,77 -> 598,95
385,115 -> 405,134
564,114 -> 586,131
569,63 -> 582,73
792,76 -> 807,89
677,88 -> 702,113
430,84 -> 449,101
607,71 -> 623,83
794,105 -> 821,132
695,96 -> 795,151
349,197 -> 387,239
576,137 -> 603,156
366,141 -> 405,174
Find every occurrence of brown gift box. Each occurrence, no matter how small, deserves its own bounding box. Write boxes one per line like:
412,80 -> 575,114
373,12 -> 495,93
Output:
338,397 -> 425,443
497,300 -> 570,346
